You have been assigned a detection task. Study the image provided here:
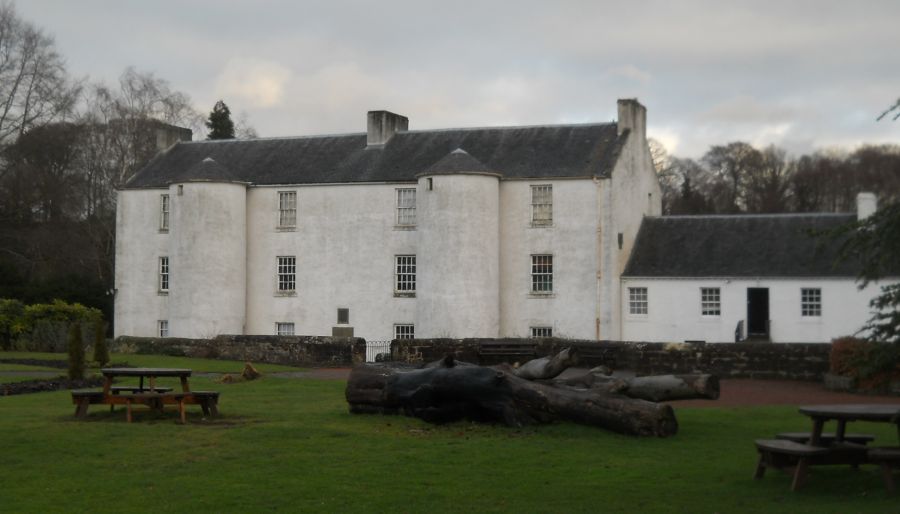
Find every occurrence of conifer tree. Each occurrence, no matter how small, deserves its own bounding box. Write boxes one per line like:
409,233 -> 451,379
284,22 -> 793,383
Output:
205,100 -> 235,140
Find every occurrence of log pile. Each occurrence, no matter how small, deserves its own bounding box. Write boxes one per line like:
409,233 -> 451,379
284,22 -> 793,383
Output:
345,348 -> 720,438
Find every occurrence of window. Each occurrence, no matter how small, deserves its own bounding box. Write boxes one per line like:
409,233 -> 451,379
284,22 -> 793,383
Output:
396,188 -> 416,226
394,324 -> 415,340
337,308 -> 349,325
158,257 -> 169,292
801,288 -> 821,317
277,256 -> 296,292
159,194 -> 169,231
531,326 -> 552,338
158,320 -> 168,338
531,254 -> 553,293
701,287 -> 721,316
276,322 -> 295,336
531,184 -> 552,226
629,287 -> 648,315
278,191 -> 297,228
395,255 -> 416,294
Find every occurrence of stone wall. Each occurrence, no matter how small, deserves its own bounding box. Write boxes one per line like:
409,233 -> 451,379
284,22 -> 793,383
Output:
112,335 -> 366,367
392,338 -> 831,381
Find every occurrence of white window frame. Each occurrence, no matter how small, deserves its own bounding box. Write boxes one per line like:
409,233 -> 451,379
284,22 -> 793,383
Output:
531,326 -> 552,338
531,184 -> 553,227
157,320 -> 169,338
276,322 -> 295,336
701,287 -> 721,316
277,256 -> 296,292
801,288 -> 821,317
531,254 -> 553,293
394,324 -> 415,340
159,194 -> 169,231
396,188 -> 416,227
278,191 -> 297,228
395,255 -> 416,295
629,287 -> 648,315
158,257 -> 169,293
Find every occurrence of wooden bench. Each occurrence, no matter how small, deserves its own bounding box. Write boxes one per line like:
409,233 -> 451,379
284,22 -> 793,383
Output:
110,386 -> 173,394
184,391 -> 220,417
868,447 -> 900,494
123,391 -> 220,423
754,439 -> 830,491
71,390 -> 105,417
776,432 -> 875,446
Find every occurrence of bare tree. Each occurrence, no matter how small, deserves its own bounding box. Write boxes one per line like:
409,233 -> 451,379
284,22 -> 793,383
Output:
701,142 -> 764,213
744,145 -> 793,213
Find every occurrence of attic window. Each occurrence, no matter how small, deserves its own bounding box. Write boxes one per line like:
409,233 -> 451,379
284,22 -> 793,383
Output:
177,185 -> 183,196
531,185 -> 552,227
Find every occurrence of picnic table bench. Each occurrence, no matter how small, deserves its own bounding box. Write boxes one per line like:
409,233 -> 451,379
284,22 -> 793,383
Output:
70,368 -> 220,423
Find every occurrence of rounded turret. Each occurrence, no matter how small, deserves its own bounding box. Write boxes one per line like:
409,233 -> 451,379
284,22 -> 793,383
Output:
416,149 -> 500,338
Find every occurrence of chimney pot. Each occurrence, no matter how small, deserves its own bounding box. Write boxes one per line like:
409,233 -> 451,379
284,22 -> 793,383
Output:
617,98 -> 646,141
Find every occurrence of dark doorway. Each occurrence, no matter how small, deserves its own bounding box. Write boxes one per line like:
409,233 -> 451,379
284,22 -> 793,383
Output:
746,288 -> 770,338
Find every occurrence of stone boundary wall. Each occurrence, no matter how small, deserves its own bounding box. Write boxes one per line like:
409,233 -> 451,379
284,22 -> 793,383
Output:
112,335 -> 366,368
393,338 -> 831,381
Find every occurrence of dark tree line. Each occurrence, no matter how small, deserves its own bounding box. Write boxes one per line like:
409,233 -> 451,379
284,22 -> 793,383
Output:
653,140 -> 900,215
0,4 -> 252,331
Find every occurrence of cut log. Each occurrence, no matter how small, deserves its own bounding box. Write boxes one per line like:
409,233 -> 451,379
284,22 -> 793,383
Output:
513,346 -> 579,380
621,374 -> 719,402
346,361 -> 678,437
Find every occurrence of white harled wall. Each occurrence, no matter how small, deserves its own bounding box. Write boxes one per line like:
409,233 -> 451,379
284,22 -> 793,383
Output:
620,277 -> 887,343
114,188 -> 170,337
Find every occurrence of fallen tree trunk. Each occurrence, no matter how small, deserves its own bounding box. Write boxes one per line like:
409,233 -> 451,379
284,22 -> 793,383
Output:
512,347 -> 579,380
346,358 -> 678,437
553,372 -> 720,402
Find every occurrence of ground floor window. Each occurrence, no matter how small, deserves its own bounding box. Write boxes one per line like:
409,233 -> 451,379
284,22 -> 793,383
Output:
394,324 -> 414,340
157,320 -> 169,337
801,288 -> 821,317
276,322 -> 295,336
530,326 -> 552,338
629,287 -> 648,315
701,287 -> 721,316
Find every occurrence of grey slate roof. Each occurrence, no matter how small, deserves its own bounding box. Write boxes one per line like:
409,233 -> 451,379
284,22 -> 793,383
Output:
124,123 -> 625,188
175,157 -> 241,183
622,214 -> 864,278
420,148 -> 496,175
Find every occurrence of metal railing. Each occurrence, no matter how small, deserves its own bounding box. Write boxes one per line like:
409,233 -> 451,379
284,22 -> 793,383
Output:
365,340 -> 392,362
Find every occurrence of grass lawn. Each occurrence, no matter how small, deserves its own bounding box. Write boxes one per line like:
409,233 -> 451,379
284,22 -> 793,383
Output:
1,356 -> 897,513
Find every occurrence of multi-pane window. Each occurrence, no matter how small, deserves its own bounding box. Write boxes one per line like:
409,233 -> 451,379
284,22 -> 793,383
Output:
701,287 -> 721,316
278,191 -> 297,228
531,254 -> 553,293
629,287 -> 648,315
277,256 -> 296,292
159,194 -> 169,231
337,308 -> 350,325
158,257 -> 169,292
158,320 -> 169,338
394,324 -> 415,340
531,184 -> 553,226
395,255 -> 416,293
531,326 -> 553,338
801,288 -> 821,317
276,322 -> 295,336
396,188 -> 416,226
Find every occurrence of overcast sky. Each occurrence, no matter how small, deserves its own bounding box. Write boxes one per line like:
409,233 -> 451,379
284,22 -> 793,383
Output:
18,0 -> 900,157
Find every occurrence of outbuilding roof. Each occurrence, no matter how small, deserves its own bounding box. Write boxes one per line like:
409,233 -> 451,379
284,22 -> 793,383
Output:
622,213 -> 865,278
124,123 -> 626,188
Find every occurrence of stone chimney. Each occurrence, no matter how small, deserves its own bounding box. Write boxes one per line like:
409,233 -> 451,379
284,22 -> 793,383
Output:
367,110 -> 408,147
856,192 -> 877,221
617,98 -> 646,141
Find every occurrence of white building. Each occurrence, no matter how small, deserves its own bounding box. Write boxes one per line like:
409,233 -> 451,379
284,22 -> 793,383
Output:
115,99 -> 661,341
620,193 -> 893,343
114,99 -> 890,344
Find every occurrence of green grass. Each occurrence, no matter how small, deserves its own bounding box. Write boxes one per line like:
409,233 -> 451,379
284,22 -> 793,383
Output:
0,362 -> 62,372
0,357 -> 897,513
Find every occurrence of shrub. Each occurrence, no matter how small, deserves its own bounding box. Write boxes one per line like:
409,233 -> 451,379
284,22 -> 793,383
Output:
67,322 -> 84,380
0,299 -> 25,350
830,336 -> 900,391
92,321 -> 109,366
6,299 -> 104,352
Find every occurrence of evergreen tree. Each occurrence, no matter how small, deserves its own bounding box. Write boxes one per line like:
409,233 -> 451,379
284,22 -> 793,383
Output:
205,100 -> 235,140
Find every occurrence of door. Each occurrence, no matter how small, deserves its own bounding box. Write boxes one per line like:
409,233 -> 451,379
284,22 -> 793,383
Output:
746,288 -> 769,338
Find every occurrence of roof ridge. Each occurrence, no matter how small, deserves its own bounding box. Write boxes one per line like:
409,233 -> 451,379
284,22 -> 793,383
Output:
404,121 -> 616,135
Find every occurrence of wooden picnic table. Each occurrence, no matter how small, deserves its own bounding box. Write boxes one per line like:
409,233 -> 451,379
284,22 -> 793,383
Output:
799,404 -> 900,446
100,367 -> 192,396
